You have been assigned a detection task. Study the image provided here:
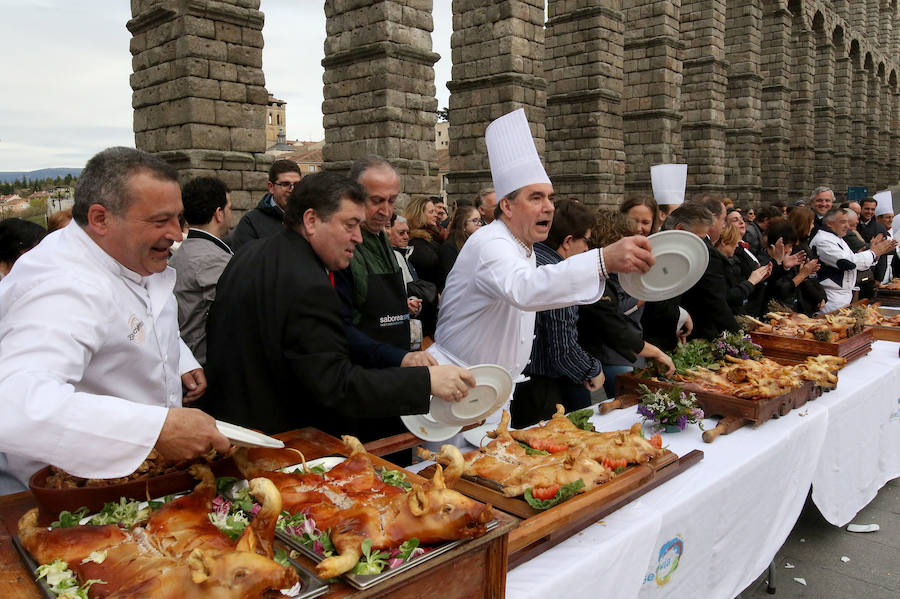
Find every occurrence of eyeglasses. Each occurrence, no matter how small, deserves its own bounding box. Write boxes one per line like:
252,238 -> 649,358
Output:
466,218 -> 484,226
274,181 -> 296,190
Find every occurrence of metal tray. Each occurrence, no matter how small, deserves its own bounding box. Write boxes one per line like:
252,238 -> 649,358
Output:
276,519 -> 499,590
13,534 -> 327,599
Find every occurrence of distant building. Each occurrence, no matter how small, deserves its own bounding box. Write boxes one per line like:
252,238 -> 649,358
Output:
435,121 -> 448,150
279,141 -> 324,176
266,94 -> 287,148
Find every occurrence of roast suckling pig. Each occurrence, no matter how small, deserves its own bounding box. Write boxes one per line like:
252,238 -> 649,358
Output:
18,465 -> 298,598
235,435 -> 493,579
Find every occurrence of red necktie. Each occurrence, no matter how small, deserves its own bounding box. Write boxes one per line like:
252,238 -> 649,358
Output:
328,271 -> 335,287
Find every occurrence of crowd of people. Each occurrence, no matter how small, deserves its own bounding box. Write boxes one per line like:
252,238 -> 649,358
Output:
0,107 -> 898,495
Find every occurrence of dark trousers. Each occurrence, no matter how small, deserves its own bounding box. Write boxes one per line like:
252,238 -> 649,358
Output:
511,374 -> 590,429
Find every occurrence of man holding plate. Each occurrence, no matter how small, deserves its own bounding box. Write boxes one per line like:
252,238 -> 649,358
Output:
427,109 -> 654,418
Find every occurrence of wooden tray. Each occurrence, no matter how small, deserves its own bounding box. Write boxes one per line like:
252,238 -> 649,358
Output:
875,286 -> 900,306
266,428 -> 518,599
418,448 -> 702,568
614,373 -> 822,442
870,326 -> 900,341
749,327 -> 874,365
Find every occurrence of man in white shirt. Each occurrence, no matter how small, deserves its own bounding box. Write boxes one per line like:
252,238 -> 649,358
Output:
429,109 -> 653,386
0,147 -> 230,494
810,207 -> 896,312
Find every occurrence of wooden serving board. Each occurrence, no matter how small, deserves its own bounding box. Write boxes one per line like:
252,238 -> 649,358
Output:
614,373 -> 822,442
875,286 -> 900,306
749,328 -> 874,364
418,449 -> 702,568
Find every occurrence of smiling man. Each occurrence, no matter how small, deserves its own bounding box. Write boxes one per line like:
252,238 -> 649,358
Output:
0,147 -> 229,494
429,109 -> 654,406
204,171 -> 473,441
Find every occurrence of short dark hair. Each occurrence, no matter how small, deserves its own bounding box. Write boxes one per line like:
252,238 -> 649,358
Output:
0,218 -> 47,264
284,171 -> 365,229
268,159 -> 302,183
348,154 -> 395,184
757,205 -> 783,222
72,147 -> 178,226
686,193 -> 725,218
495,187 -> 522,219
182,177 -> 230,226
860,197 -> 877,209
546,199 -> 594,251
765,218 -> 798,246
661,203 -> 714,231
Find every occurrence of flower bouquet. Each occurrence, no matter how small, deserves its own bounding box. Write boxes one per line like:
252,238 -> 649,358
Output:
636,384 -> 705,432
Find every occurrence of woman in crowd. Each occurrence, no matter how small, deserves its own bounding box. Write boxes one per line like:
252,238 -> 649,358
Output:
763,218 -> 822,313
715,222 -> 771,315
619,195 -> 660,237
579,211 -> 675,397
725,209 -> 771,315
0,218 -> 46,279
437,204 -> 482,291
405,196 -> 443,288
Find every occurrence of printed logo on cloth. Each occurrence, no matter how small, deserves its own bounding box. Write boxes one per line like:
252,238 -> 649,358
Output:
643,535 -> 684,588
127,314 -> 146,344
379,313 -> 410,327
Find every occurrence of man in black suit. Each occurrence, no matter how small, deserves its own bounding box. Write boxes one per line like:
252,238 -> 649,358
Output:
204,172 -> 473,440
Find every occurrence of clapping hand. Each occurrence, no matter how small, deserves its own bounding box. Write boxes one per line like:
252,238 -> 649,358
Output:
783,250 -> 805,269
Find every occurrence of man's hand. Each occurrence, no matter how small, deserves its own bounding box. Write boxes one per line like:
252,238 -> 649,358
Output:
799,258 -> 820,278
677,314 -> 693,346
871,235 -> 898,257
155,407 -> 231,461
768,237 -> 786,263
401,351 -> 438,367
407,297 -> 423,316
602,235 -> 655,274
584,371 -> 605,392
181,368 -> 207,404
783,250 -> 805,269
428,365 -> 476,403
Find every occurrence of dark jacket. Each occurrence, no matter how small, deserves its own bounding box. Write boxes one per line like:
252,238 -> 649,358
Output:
578,275 -> 645,367
227,195 -> 284,253
641,298 -> 682,353
437,241 -> 460,292
681,239 -> 739,340
408,229 -> 442,287
204,229 -> 430,441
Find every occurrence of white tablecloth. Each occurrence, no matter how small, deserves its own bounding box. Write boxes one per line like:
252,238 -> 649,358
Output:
503,340 -> 900,599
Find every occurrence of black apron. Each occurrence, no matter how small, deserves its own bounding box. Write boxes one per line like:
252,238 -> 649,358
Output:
356,248 -> 411,351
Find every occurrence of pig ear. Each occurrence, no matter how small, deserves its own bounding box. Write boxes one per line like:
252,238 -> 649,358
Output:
235,523 -> 259,553
431,464 -> 446,490
188,548 -> 212,584
408,488 -> 429,516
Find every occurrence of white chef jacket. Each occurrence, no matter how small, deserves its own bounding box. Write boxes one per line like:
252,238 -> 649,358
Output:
810,228 -> 876,312
429,219 -> 605,381
0,222 -> 199,491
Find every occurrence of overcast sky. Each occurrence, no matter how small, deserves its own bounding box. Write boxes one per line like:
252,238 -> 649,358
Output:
0,0 -> 453,172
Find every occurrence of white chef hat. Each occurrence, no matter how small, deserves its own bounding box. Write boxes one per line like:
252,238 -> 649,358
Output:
874,190 -> 893,216
485,108 -> 551,201
650,164 -> 688,206
892,213 -> 900,239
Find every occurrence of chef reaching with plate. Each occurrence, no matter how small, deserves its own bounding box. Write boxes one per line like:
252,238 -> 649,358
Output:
0,147 -> 231,495
427,109 -> 655,417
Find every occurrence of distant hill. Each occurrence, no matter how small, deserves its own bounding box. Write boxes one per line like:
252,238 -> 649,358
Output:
0,168 -> 82,183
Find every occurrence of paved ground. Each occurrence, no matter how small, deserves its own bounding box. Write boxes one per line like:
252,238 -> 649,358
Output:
739,478 -> 899,599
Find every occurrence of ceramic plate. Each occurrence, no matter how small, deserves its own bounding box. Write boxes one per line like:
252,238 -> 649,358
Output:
429,364 -> 514,426
400,413 -> 462,442
461,421 -> 502,447
619,230 -> 708,301
215,420 -> 285,449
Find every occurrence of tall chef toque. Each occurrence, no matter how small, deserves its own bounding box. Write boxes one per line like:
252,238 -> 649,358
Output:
650,164 -> 688,206
486,108 -> 551,201
874,190 -> 893,216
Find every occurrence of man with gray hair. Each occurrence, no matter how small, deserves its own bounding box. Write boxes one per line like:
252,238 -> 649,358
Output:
0,146 -> 230,494
810,207 -> 896,311
475,187 -> 497,224
809,185 -> 834,238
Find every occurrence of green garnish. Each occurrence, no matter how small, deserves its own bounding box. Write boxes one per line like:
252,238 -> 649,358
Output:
350,538 -> 391,575
566,408 -> 595,431
379,469 -> 412,490
35,559 -> 105,599
517,440 -> 549,456
51,507 -> 89,529
396,538 -> 420,561
87,498 -> 149,528
215,476 -> 254,513
523,479 -> 585,510
208,510 -> 249,541
287,464 -> 327,475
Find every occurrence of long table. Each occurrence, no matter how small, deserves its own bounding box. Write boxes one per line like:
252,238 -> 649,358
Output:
505,340 -> 900,599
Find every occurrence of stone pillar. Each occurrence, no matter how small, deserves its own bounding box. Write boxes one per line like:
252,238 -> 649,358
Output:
760,3 -> 792,203
544,0 -> 624,207
322,0 -> 440,200
832,52 -> 852,196
850,1 -> 866,33
866,65 -> 881,189
724,0 -> 762,205
833,1 -> 849,22
890,84 -> 900,187
868,1 -> 880,45
879,78 -> 893,189
622,0 -> 683,197
812,34 -> 834,189
445,0 -> 547,204
680,0 -> 728,197
883,1 -> 894,54
850,60 -> 868,187
894,4 -> 900,59
127,0 -> 271,216
789,15 -> 814,197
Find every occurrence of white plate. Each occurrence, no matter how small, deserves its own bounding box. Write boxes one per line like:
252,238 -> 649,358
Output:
618,230 -> 709,301
429,364 -> 514,426
216,420 -> 285,449
461,422 -> 501,448
277,456 -> 345,474
400,413 -> 462,442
